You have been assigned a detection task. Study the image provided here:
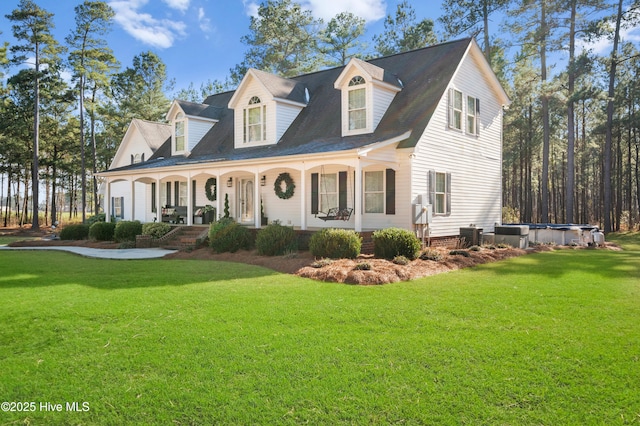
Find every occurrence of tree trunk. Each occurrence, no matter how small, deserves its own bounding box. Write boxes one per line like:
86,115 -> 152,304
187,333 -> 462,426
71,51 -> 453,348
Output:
540,0 -> 551,223
604,0 -> 623,233
565,0 -> 577,224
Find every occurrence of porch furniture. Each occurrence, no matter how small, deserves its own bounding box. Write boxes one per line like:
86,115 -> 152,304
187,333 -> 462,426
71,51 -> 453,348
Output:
161,206 -> 187,224
317,207 -> 353,221
193,206 -> 216,225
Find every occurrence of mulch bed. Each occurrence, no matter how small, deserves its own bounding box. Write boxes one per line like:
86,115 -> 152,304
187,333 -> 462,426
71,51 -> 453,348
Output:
6,225 -> 615,285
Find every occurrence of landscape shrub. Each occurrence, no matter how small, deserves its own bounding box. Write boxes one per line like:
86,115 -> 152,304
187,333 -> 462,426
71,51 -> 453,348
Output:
373,228 -> 421,260
209,218 -> 253,253
419,249 -> 443,261
59,224 -> 90,240
89,221 -> 116,241
309,228 -> 361,259
142,222 -> 171,239
449,249 -> 471,257
85,213 -> 106,226
311,258 -> 334,268
392,255 -> 410,265
354,262 -> 371,271
114,220 -> 143,242
255,222 -> 298,256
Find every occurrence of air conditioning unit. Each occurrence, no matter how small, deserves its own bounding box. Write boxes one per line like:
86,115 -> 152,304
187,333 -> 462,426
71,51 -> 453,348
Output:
460,226 -> 483,247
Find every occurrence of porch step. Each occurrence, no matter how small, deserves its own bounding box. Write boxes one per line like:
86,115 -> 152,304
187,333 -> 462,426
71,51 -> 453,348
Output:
159,226 -> 208,250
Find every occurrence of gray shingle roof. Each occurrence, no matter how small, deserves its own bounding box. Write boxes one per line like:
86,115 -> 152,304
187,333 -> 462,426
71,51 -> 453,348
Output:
110,38 -> 473,173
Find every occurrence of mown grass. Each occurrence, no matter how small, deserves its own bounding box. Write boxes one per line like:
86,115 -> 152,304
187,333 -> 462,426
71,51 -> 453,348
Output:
0,234 -> 639,425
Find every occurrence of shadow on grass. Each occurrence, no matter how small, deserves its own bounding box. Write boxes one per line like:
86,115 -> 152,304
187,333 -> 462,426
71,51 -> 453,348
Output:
0,251 -> 284,290
484,248 -> 640,280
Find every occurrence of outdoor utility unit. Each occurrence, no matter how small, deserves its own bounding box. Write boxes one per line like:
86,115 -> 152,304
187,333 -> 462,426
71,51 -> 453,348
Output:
412,204 -> 432,224
460,226 -> 483,247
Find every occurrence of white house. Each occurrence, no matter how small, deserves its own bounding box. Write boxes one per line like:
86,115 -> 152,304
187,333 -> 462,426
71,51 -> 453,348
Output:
99,38 -> 510,239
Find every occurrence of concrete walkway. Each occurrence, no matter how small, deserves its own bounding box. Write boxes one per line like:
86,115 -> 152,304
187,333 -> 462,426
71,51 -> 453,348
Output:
0,245 -> 177,259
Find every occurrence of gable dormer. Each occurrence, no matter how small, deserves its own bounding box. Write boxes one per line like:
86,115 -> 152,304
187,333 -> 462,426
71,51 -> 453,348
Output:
334,58 -> 403,137
228,69 -> 308,149
166,100 -> 219,156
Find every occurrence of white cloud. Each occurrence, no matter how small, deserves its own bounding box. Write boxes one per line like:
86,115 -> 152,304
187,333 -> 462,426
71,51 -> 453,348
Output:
242,1 -> 259,18
301,0 -> 386,23
577,25 -> 640,56
163,0 -> 190,12
110,0 -> 187,49
198,7 -> 212,33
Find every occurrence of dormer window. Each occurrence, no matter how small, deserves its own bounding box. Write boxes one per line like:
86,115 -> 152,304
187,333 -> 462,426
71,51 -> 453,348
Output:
244,96 -> 266,143
174,112 -> 185,152
348,76 -> 366,131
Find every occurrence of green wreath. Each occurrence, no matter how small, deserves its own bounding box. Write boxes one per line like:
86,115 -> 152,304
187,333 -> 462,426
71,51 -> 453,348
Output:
205,177 -> 217,201
274,172 -> 295,199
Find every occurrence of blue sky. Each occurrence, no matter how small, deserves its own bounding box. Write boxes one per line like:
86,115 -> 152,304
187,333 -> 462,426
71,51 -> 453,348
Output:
0,0 -> 444,94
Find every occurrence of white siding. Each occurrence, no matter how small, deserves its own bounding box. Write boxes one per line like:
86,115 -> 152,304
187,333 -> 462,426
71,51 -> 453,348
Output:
187,119 -> 214,151
372,85 -> 396,130
276,103 -> 303,141
411,50 -> 503,237
111,126 -> 155,169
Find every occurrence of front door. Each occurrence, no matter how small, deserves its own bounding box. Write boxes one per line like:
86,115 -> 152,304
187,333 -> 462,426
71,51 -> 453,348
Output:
239,178 -> 254,223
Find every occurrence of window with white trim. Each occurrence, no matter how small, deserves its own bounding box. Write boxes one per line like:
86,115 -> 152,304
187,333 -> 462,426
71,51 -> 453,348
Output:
435,172 -> 447,214
449,89 -> 463,131
244,96 -> 266,143
175,112 -> 185,152
467,95 -> 479,135
364,171 -> 384,213
348,76 -> 366,130
319,173 -> 337,212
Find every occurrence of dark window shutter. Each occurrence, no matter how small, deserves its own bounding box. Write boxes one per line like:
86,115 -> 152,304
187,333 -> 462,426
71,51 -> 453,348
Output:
386,168 -> 396,215
111,197 -> 114,218
166,182 -> 171,207
311,173 -> 319,214
151,182 -> 156,213
130,154 -> 134,164
446,172 -> 452,216
338,171 -> 347,210
192,180 -> 196,207
174,181 -> 179,206
475,98 -> 480,135
120,197 -> 125,218
428,170 -> 436,206
141,153 -> 145,162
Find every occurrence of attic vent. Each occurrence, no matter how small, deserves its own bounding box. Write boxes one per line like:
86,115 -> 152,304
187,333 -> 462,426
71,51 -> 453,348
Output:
305,87 -> 310,103
397,78 -> 404,88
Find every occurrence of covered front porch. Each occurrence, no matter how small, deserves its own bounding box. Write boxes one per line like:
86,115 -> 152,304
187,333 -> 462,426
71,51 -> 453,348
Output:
102,150 -> 406,232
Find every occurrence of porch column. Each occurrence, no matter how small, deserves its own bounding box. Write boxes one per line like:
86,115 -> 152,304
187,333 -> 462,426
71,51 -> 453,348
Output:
355,161 -> 362,232
215,171 -> 221,221
186,174 -> 193,225
130,179 -> 135,221
105,178 -> 111,222
300,165 -> 306,230
155,178 -> 161,221
254,170 -> 261,228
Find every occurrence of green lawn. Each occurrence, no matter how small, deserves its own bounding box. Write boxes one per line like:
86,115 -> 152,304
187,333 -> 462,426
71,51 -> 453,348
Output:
1,235 -> 639,425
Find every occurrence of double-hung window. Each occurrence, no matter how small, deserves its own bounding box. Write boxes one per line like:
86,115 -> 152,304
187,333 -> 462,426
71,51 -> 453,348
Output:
244,96 -> 266,143
429,170 -> 451,216
364,171 -> 384,213
449,89 -> 463,131
348,76 -> 366,130
174,113 -> 185,152
319,173 -> 337,212
467,95 -> 479,135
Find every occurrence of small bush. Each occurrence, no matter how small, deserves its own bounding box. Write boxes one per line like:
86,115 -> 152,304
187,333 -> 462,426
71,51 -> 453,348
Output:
469,245 -> 482,252
419,249 -> 443,261
311,258 -> 334,268
309,228 -> 362,259
89,221 -> 116,241
86,213 -> 106,226
114,220 -> 143,242
209,218 -> 253,253
60,224 -> 90,240
496,243 -> 512,249
142,222 -> 171,239
392,255 -> 410,265
373,228 -> 421,260
354,262 -> 372,271
450,249 -> 471,257
256,223 -> 298,256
